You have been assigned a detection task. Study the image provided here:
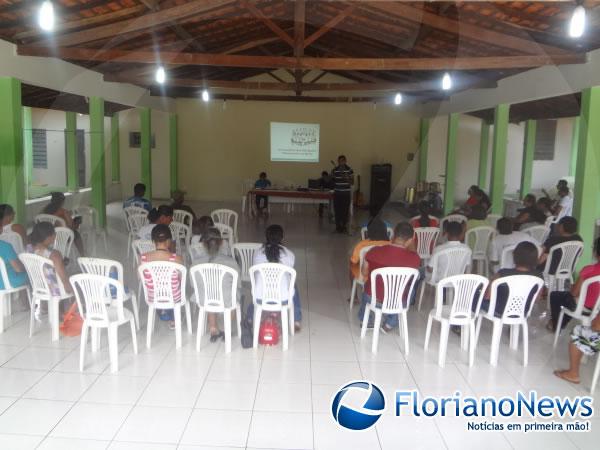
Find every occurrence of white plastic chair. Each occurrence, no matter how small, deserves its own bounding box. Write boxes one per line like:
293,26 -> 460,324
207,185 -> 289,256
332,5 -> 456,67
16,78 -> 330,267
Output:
424,274 -> 489,367
249,263 -> 296,350
241,178 -> 255,215
191,263 -> 241,353
131,239 -> 156,301
78,257 -> 140,330
359,226 -> 393,241
54,227 -> 74,260
475,275 -> 544,366
413,227 -> 440,265
553,275 -> 600,348
138,261 -> 192,349
523,225 -> 548,245
70,273 -> 137,373
360,267 -> 420,355
173,209 -> 194,227
124,206 -> 147,259
232,243 -> 262,283
0,231 -> 24,255
465,226 -> 495,276
439,214 -> 468,231
169,222 -> 191,256
35,214 -> 66,228
19,253 -> 74,341
542,241 -> 584,299
214,223 -> 234,254
126,213 -> 149,260
349,245 -> 375,310
410,215 -> 439,225
73,206 -> 108,255
0,258 -> 31,333
487,214 -> 502,229
417,246 -> 472,311
500,243 -> 543,270
211,209 -> 239,242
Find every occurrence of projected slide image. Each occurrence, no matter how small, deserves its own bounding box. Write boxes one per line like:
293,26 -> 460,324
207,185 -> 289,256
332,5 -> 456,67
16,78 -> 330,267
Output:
270,122 -> 320,162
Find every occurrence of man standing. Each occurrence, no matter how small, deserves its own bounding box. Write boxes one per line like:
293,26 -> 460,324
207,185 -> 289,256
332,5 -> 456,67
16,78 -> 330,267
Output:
332,155 -> 354,233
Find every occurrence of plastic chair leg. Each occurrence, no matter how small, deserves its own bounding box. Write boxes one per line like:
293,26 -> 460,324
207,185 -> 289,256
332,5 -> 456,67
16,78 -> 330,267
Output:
196,307 -> 206,351
289,301 -> 295,336
417,283 -> 426,311
468,321 -> 477,367
424,315 -> 433,350
281,308 -> 289,351
130,294 -> 140,331
174,305 -> 182,349
553,310 -> 565,348
438,322 -> 450,367
51,299 -> 60,342
129,319 -> 138,354
0,294 -> 4,334
371,310 -> 382,354
401,312 -> 409,356
490,322 -> 502,366
146,306 -> 155,349
360,306 -> 370,339
235,304 -> 242,339
349,280 -> 357,311
253,306 -> 262,349
108,326 -> 119,373
590,355 -> 600,394
224,309 -> 232,353
79,324 -> 88,371
29,296 -> 35,338
522,323 -> 529,367
185,302 -> 192,334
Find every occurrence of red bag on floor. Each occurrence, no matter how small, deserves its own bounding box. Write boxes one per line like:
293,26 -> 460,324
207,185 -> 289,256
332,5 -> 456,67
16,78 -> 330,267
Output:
60,302 -> 83,337
259,313 -> 280,346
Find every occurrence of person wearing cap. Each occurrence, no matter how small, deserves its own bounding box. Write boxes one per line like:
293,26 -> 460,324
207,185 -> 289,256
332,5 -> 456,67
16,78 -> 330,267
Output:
42,192 -> 85,257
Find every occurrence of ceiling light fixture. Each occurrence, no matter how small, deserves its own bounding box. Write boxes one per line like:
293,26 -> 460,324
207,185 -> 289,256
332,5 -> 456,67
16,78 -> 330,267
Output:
202,89 -> 210,102
569,5 -> 586,38
394,93 -> 403,105
155,66 -> 166,84
38,1 -> 55,32
442,72 -> 452,91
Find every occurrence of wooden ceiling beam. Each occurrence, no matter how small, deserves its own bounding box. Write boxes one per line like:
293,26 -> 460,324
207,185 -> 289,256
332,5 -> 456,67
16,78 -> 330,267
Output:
222,36 -> 280,54
240,0 -> 294,47
304,4 -> 356,49
45,0 -> 235,47
364,2 -> 569,55
18,46 -> 586,70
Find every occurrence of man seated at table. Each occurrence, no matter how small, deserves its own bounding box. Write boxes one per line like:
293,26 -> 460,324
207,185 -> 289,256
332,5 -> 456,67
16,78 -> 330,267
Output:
358,222 -> 420,332
254,172 -> 271,217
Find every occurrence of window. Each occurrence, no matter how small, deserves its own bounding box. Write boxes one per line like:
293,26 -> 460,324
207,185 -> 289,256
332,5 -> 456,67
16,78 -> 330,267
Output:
32,128 -> 48,168
129,131 -> 156,148
534,120 -> 556,161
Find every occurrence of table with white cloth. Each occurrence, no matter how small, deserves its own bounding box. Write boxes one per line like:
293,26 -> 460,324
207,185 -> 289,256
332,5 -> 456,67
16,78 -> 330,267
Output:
247,189 -> 334,216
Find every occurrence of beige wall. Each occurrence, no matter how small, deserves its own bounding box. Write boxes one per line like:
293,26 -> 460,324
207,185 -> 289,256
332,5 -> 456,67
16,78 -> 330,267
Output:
176,99 -> 420,202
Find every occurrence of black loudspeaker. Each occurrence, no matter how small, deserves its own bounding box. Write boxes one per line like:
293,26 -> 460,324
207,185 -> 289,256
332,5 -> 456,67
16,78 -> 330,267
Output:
370,164 -> 392,215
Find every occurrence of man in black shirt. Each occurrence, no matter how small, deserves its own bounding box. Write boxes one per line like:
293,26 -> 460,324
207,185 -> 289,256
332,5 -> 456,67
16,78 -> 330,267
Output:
540,216 -> 583,274
331,155 -> 354,233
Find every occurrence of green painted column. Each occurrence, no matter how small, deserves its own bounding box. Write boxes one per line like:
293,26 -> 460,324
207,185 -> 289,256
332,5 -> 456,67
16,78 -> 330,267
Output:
477,121 -> 490,189
89,97 -> 106,228
573,87 -> 600,267
443,113 -> 459,215
22,106 -> 33,197
520,120 -> 536,199
169,113 -> 178,193
111,113 -> 120,183
0,78 -> 25,224
489,104 -> 510,215
140,108 -> 152,200
65,111 -> 78,191
418,118 -> 429,182
569,116 -> 581,177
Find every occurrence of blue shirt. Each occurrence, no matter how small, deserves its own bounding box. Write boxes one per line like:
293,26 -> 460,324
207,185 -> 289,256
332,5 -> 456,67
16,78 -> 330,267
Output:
255,179 -> 271,189
123,196 -> 151,211
0,241 -> 27,290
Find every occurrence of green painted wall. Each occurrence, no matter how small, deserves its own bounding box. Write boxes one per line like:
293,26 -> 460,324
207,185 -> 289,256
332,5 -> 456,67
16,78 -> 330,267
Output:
444,113 -> 459,215
489,104 -> 510,215
111,113 -> 120,183
478,121 -> 490,190
65,111 -> 78,191
90,97 -> 106,228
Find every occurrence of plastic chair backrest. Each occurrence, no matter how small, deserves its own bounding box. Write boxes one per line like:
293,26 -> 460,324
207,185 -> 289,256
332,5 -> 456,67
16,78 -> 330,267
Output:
545,215 -> 557,228
211,209 -> 238,237
543,241 -> 584,279
249,263 -> 296,310
465,226 -> 495,258
489,275 -> 544,320
78,257 -> 124,284
70,273 -> 124,326
410,215 -> 438,225
571,275 -> 600,317
173,209 -> 194,227
35,214 -> 66,228
0,258 -> 14,291
360,226 -> 393,241
124,206 -> 147,232
128,213 -> 149,235
430,246 -> 472,284
214,223 -> 234,250
357,245 -> 376,280
72,206 -> 97,229
0,231 -> 24,254
435,274 -> 489,320
523,225 -> 547,244
169,222 -> 191,255
440,214 -> 467,230
190,263 -> 238,310
232,243 -> 262,282
413,227 -> 440,259
54,227 -> 74,259
19,253 -> 67,299
370,267 -> 419,313
132,240 -> 156,266
137,261 -> 186,307
500,243 -> 543,270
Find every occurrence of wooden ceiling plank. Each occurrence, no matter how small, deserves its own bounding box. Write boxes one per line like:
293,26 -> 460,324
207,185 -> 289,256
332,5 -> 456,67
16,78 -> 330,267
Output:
223,36 -> 281,54
304,4 -> 356,48
240,0 -> 294,47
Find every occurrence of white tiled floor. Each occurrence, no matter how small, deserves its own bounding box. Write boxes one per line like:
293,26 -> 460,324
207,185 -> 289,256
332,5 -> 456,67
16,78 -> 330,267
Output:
0,201 -> 597,449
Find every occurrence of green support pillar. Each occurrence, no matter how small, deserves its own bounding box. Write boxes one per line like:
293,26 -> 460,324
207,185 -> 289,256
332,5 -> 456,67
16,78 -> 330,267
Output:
65,111 -> 79,191
418,118 -> 429,182
169,113 -> 178,193
520,120 -> 536,199
140,108 -> 152,200
23,106 -> 33,198
569,116 -> 581,178
573,87 -> 600,267
443,114 -> 459,215
0,78 -> 25,224
489,104 -> 510,215
478,121 -> 490,189
90,97 -> 106,228
111,113 -> 120,183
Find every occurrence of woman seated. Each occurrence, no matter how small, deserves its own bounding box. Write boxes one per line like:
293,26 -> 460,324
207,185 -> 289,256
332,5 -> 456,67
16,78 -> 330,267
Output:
190,216 -> 231,261
138,205 -> 173,241
27,222 -> 73,319
192,216 -> 215,242
0,228 -> 28,290
410,201 -> 439,229
140,224 -> 183,330
43,192 -> 85,257
548,237 -> 600,332
466,205 -> 490,231
0,204 -> 27,243
349,218 -> 390,283
192,227 -> 241,342
251,224 -> 302,332
514,194 -> 546,230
